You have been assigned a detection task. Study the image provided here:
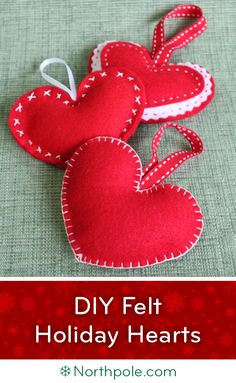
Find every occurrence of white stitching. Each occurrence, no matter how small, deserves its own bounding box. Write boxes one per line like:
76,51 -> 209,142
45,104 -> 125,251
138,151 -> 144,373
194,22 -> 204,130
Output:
90,42 -> 213,121
62,136 -> 203,269
10,70 -> 144,166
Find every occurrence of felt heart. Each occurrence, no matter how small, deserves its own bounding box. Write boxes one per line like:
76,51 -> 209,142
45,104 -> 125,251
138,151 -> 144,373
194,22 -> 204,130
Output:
9,60 -> 145,168
89,4 -> 215,123
62,122 -> 203,268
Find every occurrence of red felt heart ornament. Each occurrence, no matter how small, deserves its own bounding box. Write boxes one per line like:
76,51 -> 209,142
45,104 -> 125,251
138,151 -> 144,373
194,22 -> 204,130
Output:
89,4 -> 215,123
62,122 -> 204,268
9,59 -> 145,168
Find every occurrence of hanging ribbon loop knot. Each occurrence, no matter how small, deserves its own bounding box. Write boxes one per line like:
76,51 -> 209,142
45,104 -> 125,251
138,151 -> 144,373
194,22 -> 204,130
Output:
151,4 -> 207,64
140,122 -> 203,190
40,58 -> 77,101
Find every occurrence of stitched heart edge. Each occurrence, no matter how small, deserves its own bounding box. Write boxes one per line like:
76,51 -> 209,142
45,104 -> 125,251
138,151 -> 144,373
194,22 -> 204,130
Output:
62,136 -> 203,269
9,69 -> 145,168
89,41 -> 215,122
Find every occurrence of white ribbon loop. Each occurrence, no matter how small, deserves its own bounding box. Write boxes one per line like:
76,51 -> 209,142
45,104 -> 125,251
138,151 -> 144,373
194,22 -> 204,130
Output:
39,58 -> 77,101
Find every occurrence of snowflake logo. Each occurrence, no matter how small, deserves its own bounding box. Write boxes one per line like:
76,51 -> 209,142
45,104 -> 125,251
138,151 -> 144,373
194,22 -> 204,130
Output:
60,365 -> 71,377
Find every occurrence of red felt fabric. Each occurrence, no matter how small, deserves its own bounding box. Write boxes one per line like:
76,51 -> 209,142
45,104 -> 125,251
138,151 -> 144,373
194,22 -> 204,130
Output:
9,68 -> 145,168
88,5 -> 215,123
62,123 -> 203,268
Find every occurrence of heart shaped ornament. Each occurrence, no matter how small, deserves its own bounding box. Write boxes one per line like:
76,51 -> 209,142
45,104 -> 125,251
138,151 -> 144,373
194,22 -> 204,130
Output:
89,4 -> 215,123
62,122 -> 204,268
9,58 -> 145,168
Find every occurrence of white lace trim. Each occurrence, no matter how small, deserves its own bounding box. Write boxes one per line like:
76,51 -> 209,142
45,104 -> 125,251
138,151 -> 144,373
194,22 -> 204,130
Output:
90,42 -> 213,120
142,62 -> 213,120
90,40 -> 141,71
90,41 -> 113,71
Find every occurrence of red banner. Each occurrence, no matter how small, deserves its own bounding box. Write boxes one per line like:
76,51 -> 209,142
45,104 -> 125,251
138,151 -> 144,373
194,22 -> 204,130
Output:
0,281 -> 235,359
